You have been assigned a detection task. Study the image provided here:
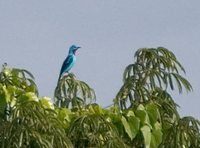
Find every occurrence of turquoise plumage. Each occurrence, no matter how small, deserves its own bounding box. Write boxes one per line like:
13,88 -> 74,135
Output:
58,45 -> 80,80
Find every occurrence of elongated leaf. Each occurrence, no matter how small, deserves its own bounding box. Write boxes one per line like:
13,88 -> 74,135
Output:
150,128 -> 163,148
55,73 -> 96,109
121,116 -> 133,139
146,103 -> 160,125
127,116 -> 140,139
141,125 -> 151,148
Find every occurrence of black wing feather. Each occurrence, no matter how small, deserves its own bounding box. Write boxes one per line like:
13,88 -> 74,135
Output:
59,55 -> 73,78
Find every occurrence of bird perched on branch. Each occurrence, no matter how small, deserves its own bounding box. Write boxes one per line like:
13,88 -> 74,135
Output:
58,45 -> 81,81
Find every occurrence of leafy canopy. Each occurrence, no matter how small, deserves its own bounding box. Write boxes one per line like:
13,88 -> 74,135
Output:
0,47 -> 199,148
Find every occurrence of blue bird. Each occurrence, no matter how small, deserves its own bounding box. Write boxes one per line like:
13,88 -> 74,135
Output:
58,45 -> 81,81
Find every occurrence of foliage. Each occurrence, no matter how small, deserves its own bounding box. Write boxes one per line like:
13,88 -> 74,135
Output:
0,47 -> 199,148
116,47 -> 192,109
0,65 -> 72,148
54,73 -> 96,109
67,104 -> 126,148
114,47 -> 199,147
107,102 -> 163,148
160,116 -> 200,148
0,100 -> 72,148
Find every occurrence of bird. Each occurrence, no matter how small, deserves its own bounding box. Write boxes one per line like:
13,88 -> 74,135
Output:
58,45 -> 81,81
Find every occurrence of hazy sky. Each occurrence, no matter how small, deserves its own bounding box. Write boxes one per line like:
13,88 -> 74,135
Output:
0,1 -> 200,119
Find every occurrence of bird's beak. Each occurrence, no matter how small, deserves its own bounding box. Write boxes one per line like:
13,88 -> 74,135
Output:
73,47 -> 81,55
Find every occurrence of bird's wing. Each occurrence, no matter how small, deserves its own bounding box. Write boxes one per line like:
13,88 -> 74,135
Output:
59,55 -> 73,77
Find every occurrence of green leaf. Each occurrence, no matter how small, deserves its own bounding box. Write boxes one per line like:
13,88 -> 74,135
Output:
19,92 -> 38,102
0,85 -> 7,116
168,74 -> 174,90
87,104 -> 105,115
121,116 -> 133,140
135,109 -> 151,128
127,116 -> 140,139
141,125 -> 151,148
127,110 -> 135,117
137,104 -> 145,111
150,128 -> 163,148
2,85 -> 10,102
56,108 -> 72,128
146,103 -> 160,124
39,97 -> 54,109
55,73 -> 96,109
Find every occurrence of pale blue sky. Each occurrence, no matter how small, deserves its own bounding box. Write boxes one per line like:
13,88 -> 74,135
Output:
0,0 -> 200,119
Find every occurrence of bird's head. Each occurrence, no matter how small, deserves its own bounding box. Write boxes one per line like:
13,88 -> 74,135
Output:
69,45 -> 81,55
